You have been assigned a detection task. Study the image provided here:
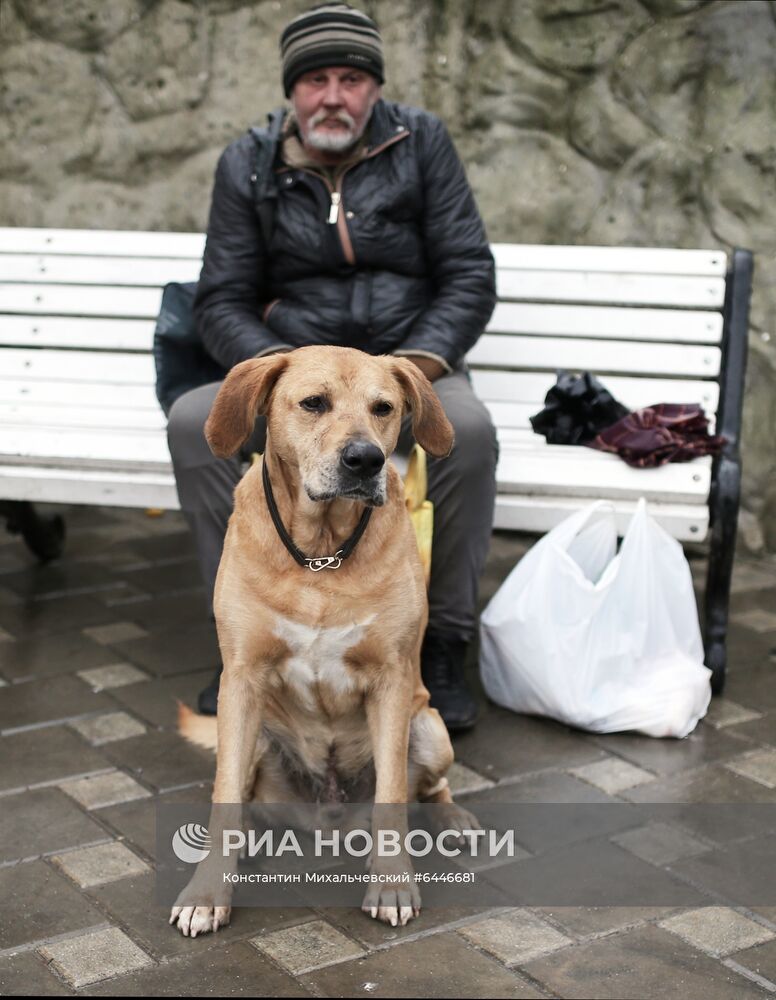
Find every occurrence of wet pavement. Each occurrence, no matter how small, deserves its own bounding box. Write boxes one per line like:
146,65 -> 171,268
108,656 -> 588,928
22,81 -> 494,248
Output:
1,504 -> 775,997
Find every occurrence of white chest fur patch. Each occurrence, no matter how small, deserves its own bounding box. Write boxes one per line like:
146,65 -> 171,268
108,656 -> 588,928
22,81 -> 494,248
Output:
273,612 -> 377,703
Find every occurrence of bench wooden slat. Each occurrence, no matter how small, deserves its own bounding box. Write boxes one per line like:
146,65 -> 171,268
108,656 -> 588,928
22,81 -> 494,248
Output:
0,378 -> 159,409
0,254 -> 200,286
0,427 -> 172,472
493,494 -> 709,541
469,334 -> 721,379
496,270 -> 726,308
0,228 -> 205,258
0,402 -> 167,430
497,447 -> 710,504
0,232 -> 724,275
470,370 -> 720,414
0,306 -> 723,352
0,316 -> 155,351
0,463 -> 180,510
487,302 -> 723,344
0,284 -> 163,318
492,244 -> 727,276
3,349 -> 155,384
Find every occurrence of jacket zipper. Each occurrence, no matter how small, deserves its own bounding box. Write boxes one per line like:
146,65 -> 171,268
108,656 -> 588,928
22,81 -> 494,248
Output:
279,129 -> 410,268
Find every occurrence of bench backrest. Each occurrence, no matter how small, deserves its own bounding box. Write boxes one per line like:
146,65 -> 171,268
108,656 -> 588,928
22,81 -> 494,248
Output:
0,228 -> 748,541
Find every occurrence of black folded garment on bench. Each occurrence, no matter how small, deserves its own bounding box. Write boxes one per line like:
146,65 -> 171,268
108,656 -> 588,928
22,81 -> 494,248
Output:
530,371 -> 725,468
529,370 -> 629,445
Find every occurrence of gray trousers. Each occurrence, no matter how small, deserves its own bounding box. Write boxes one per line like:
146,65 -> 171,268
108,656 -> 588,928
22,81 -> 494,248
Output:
166,367 -> 499,642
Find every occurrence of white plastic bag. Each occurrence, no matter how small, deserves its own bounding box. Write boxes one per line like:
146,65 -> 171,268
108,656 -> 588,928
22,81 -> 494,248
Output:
479,498 -> 712,738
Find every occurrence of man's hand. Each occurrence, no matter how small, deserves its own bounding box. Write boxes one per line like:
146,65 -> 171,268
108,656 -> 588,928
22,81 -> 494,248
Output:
407,355 -> 446,383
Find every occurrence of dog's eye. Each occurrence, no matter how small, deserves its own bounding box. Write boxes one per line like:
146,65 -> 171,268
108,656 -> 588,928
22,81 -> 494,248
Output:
372,401 -> 393,416
300,395 -> 326,412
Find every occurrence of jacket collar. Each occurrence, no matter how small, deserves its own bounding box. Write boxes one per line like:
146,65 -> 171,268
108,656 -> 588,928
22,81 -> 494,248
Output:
365,99 -> 409,151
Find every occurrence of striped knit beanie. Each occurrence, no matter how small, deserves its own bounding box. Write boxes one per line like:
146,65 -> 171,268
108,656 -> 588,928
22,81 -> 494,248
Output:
280,3 -> 384,97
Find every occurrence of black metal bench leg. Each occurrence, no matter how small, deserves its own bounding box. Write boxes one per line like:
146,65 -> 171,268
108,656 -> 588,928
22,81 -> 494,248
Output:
704,457 -> 741,694
0,500 -> 66,563
703,247 -> 754,695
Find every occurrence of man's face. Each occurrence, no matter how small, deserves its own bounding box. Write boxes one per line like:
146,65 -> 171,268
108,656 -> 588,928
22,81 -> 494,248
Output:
291,66 -> 381,154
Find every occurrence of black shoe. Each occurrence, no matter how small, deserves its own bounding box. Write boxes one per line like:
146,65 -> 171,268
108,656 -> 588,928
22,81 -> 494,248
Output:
197,665 -> 223,716
420,628 -> 479,733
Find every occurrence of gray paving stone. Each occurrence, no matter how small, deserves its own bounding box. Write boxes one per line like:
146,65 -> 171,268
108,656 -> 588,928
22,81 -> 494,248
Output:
534,906 -> 678,939
522,923 -> 770,999
668,833 -> 776,910
85,940 -> 310,996
82,622 -> 149,645
120,558 -> 205,598
704,698 -> 763,729
106,670 -> 213,729
458,907 -> 573,965
453,702 -> 604,780
0,950 -> 72,995
611,822 -> 712,865
251,918 -> 364,975
0,724 -> 112,792
88,871 -> 313,961
0,675 -> 116,734
59,771 -> 152,810
624,763 -> 776,805
725,748 -> 776,788
447,761 -> 496,796
569,757 -> 655,795
0,561 -> 118,600
39,926 -> 154,988
108,621 -> 220,677
0,859 -> 105,950
321,904 -> 485,949
51,841 -> 150,888
727,659 -> 776,711
731,563 -> 776,595
69,711 -> 147,745
0,629 -> 120,682
0,595 -> 118,641
589,722 -> 748,777
722,711 -> 776,746
303,931 -> 544,997
731,936 -> 776,986
0,787 -> 110,864
99,730 -> 215,792
77,662 -> 150,690
109,591 -> 209,632
97,785 -> 212,860
659,907 -> 775,956
731,607 -> 776,633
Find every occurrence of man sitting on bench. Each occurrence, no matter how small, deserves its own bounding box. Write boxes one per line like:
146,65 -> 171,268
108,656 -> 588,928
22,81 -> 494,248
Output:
166,1 -> 498,732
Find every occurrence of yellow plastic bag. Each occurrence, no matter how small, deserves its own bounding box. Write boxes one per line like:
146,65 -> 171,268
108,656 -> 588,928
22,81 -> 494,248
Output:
404,444 -> 433,587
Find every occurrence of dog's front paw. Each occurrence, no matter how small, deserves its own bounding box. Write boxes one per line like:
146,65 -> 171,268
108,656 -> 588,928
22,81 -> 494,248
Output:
361,857 -> 421,928
169,903 -> 231,937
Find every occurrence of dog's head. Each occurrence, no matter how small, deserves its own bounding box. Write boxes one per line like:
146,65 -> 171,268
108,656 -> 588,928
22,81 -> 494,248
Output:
204,345 -> 454,507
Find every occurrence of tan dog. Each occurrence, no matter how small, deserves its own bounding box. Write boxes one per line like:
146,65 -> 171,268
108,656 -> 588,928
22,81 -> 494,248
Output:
170,345 -> 476,936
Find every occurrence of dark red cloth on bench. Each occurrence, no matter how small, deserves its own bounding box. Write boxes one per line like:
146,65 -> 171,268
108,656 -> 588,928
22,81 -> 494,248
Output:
587,403 -> 725,468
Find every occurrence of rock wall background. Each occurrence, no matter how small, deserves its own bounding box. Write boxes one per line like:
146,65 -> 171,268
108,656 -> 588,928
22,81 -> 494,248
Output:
1,0 -> 775,549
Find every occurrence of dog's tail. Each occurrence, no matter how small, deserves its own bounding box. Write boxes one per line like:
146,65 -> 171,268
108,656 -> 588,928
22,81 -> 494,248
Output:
176,700 -> 217,752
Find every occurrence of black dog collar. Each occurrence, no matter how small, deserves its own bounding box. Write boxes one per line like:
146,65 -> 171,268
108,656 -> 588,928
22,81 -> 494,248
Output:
261,457 -> 373,571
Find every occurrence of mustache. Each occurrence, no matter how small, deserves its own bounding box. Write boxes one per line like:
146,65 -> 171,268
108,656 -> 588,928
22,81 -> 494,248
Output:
308,109 -> 357,130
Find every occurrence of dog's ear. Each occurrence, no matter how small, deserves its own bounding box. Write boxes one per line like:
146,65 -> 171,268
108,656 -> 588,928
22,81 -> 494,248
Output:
389,357 -> 455,458
205,353 -> 290,458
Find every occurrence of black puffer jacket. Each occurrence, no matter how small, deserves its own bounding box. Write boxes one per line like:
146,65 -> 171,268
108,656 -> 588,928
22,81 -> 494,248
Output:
194,99 -> 496,373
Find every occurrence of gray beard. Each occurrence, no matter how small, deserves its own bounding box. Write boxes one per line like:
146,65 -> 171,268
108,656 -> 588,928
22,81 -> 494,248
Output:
304,123 -> 364,153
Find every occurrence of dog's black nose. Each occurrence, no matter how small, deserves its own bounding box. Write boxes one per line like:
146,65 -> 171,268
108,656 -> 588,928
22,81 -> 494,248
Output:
340,439 -> 385,478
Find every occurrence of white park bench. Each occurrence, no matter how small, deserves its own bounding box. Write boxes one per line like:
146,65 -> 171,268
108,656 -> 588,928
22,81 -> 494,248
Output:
0,228 -> 752,692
